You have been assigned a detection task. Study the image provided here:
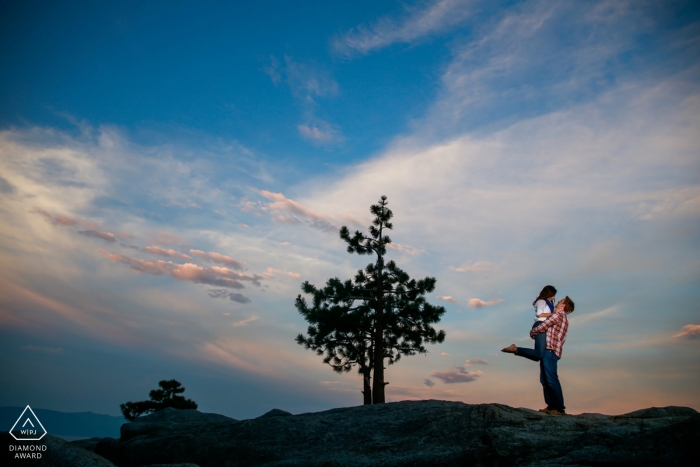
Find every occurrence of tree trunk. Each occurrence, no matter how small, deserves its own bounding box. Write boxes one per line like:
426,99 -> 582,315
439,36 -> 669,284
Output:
362,370 -> 372,405
372,249 -> 386,403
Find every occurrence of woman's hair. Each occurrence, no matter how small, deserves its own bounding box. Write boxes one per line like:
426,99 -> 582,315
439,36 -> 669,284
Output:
562,296 -> 575,313
533,285 -> 557,306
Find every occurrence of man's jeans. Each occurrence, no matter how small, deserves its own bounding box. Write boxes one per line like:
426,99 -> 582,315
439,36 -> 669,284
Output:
515,322 -> 546,361
540,349 -> 565,412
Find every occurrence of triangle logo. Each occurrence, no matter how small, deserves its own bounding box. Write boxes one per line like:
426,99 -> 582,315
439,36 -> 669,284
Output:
10,406 -> 47,441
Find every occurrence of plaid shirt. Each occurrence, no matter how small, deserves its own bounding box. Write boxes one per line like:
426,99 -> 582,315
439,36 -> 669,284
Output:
530,310 -> 569,358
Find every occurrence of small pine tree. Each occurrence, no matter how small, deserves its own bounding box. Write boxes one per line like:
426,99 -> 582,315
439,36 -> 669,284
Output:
120,379 -> 198,421
296,196 -> 446,404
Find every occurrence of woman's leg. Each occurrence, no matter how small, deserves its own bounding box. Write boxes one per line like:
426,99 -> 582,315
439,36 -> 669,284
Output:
515,323 -> 545,362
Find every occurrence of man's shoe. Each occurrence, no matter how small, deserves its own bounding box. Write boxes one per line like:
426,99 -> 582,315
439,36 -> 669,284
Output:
501,344 -> 517,353
547,409 -> 566,416
538,408 -> 551,413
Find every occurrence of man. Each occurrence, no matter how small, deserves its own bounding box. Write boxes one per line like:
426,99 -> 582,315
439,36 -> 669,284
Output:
529,296 -> 575,415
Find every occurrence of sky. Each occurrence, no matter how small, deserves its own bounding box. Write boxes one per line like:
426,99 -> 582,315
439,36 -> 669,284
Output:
0,0 -> 699,420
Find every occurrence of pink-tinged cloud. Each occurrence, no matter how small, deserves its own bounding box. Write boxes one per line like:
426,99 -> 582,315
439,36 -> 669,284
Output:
467,298 -> 503,309
33,208 -> 99,230
190,250 -> 245,270
465,358 -> 489,366
144,246 -> 192,261
79,230 -> 117,243
259,190 -> 340,232
263,267 -> 301,280
387,242 -> 423,255
451,261 -> 491,273
150,231 -> 187,247
673,324 -> 700,340
441,296 -> 458,304
105,253 -> 262,290
431,367 -> 483,384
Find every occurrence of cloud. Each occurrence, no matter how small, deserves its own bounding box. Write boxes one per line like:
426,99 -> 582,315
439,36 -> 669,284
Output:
105,253 -> 262,290
231,316 -> 257,328
441,296 -> 458,304
465,358 -> 488,366
78,229 -> 117,243
0,175 -> 15,194
431,366 -> 483,384
673,324 -> 700,340
451,261 -> 491,273
572,305 -> 620,325
424,379 -> 436,387
150,231 -> 188,247
386,242 -> 423,255
467,298 -> 503,309
440,352 -> 450,356
208,289 -> 252,304
334,0 -> 473,56
264,267 -> 301,281
279,56 -> 339,99
297,123 -> 343,145
144,246 -> 193,261
258,190 -> 340,233
189,249 -> 245,270
32,208 -> 84,227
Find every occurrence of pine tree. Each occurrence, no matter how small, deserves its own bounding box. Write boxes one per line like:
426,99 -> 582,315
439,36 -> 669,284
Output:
296,196 -> 446,404
120,379 -> 198,421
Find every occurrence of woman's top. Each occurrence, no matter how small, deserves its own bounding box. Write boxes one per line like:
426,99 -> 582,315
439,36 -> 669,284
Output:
534,299 -> 554,323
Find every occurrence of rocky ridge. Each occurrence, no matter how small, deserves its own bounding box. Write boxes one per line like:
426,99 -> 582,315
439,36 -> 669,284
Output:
3,400 -> 698,466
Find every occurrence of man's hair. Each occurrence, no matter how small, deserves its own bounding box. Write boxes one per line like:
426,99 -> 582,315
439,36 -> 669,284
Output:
533,285 -> 557,306
562,296 -> 575,313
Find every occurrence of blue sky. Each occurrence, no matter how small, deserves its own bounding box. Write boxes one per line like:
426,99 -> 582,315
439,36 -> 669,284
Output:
1,0 -> 699,420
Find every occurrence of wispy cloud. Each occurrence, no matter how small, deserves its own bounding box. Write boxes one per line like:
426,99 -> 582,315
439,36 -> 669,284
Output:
386,242 -> 423,255
258,190 -> 340,232
190,250 -> 245,270
263,267 -> 301,281
32,208 -> 85,227
451,261 -> 491,273
464,358 -> 488,366
78,229 -> 117,243
424,378 -> 436,387
297,122 -> 344,145
572,305 -> 620,325
467,298 -> 503,309
334,0 -> 473,56
673,324 -> 700,340
266,56 -> 342,146
441,296 -> 458,304
431,366 -> 483,384
144,246 -> 193,261
208,289 -> 252,304
105,253 -> 262,290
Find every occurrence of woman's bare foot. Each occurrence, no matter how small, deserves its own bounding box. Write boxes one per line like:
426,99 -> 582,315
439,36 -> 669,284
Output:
501,344 -> 517,353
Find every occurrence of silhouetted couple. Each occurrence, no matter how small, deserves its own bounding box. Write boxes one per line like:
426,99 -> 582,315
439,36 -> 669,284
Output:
502,285 -> 575,416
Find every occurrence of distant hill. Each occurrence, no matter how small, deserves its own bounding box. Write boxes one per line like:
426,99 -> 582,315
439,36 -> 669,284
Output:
0,407 -> 124,440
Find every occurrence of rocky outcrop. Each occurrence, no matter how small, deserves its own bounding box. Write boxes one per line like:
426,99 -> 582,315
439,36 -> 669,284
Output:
92,401 -> 697,467
1,432 -> 117,467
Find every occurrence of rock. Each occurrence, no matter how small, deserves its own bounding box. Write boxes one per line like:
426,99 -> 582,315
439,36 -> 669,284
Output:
97,401 -> 699,467
256,409 -> 292,419
1,432 -> 117,467
69,437 -> 103,452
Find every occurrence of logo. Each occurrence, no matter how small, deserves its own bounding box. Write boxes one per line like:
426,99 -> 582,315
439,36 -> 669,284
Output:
9,406 -> 47,441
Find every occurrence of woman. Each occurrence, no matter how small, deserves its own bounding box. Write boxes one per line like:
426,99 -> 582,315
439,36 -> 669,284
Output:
501,285 -> 556,360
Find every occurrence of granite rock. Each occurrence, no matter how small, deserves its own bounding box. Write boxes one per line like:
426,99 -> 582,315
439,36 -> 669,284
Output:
95,401 -> 698,467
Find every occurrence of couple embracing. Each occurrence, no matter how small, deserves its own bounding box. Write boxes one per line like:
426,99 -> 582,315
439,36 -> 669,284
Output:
502,285 -> 575,416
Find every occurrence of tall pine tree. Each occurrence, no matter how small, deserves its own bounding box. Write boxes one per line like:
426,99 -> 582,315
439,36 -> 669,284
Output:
296,196 -> 446,404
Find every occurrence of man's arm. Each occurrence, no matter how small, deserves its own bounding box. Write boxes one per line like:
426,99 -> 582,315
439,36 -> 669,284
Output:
530,311 -> 563,338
